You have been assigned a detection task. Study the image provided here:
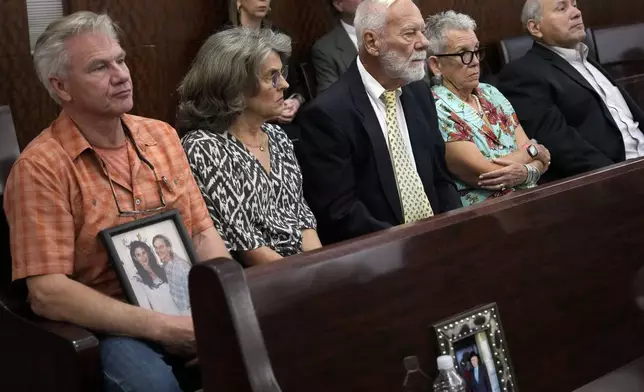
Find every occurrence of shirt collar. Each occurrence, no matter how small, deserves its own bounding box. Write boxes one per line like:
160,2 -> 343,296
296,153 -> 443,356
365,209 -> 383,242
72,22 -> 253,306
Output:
356,57 -> 402,103
340,19 -> 355,36
340,19 -> 357,43
52,111 -> 157,160
543,42 -> 589,63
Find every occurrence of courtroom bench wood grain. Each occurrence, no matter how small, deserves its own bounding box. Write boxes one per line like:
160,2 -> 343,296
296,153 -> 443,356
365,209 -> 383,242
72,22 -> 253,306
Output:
191,158 -> 644,392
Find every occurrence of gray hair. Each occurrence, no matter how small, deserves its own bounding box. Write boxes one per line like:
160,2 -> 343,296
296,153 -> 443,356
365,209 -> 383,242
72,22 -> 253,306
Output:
424,11 -> 477,55
354,0 -> 396,48
177,27 -> 291,134
521,0 -> 542,30
33,11 -> 120,104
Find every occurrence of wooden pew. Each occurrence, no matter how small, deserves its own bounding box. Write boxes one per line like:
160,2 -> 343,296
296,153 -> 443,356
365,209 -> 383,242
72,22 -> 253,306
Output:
190,159 -> 644,392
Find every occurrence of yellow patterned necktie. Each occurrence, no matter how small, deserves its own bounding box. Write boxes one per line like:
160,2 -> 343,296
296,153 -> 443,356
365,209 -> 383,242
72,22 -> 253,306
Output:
381,90 -> 434,223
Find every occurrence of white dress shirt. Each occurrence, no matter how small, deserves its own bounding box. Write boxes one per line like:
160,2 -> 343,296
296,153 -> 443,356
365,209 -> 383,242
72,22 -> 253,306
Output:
547,43 -> 644,159
340,19 -> 358,50
356,57 -> 418,171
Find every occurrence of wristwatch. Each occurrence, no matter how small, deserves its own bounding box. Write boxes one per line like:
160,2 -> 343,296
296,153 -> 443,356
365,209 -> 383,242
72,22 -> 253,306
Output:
527,144 -> 539,158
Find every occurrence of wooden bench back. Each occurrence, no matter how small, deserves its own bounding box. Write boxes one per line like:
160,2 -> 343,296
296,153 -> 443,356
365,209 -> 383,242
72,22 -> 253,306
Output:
191,159 -> 644,392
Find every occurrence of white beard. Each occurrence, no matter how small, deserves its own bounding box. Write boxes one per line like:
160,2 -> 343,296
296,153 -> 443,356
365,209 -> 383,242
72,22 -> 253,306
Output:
381,49 -> 427,83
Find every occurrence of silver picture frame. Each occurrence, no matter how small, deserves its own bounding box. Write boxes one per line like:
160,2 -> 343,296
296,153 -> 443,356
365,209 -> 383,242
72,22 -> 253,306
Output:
433,303 -> 518,392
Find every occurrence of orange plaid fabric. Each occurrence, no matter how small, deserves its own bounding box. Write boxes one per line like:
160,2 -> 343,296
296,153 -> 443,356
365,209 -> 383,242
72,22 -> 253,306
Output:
4,111 -> 213,299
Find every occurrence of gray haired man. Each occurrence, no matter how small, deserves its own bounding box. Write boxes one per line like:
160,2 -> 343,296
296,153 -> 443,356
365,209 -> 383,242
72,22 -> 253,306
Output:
497,0 -> 644,181
3,10 -> 230,392
296,0 -> 461,244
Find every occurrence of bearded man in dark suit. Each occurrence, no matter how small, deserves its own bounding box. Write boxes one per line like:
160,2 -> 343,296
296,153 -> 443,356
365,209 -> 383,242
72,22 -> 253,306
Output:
296,0 -> 461,244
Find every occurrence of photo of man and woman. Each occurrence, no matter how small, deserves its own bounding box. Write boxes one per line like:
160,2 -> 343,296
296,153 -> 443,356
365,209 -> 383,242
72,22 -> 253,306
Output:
453,331 -> 501,392
110,218 -> 194,316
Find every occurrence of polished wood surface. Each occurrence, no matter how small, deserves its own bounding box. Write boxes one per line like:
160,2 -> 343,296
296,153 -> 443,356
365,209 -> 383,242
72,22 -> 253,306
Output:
190,258 -> 282,392
0,287 -> 101,391
192,159 -> 644,392
574,356 -> 644,392
0,0 -> 59,149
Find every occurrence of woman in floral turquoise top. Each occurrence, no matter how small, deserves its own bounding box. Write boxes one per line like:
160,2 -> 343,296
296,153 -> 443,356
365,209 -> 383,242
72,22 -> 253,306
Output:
424,11 -> 551,206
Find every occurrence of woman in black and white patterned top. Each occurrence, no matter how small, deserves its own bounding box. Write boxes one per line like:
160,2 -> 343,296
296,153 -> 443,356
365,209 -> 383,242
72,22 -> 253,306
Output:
177,27 -> 321,266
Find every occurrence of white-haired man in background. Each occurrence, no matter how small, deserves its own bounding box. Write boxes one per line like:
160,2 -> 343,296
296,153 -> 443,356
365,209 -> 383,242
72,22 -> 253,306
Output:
296,0 -> 461,245
4,11 -> 230,392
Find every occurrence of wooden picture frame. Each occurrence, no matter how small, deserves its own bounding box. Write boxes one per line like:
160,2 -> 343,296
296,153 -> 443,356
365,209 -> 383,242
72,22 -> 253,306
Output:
432,303 -> 518,392
100,209 -> 197,316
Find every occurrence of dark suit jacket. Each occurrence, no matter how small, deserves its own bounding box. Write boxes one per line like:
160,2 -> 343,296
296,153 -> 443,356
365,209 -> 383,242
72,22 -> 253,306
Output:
469,364 -> 493,392
497,42 -> 644,181
311,23 -> 358,94
295,61 -> 461,244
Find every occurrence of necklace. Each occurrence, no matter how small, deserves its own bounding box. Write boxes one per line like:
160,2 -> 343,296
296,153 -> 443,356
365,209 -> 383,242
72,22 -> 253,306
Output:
238,133 -> 267,151
472,94 -> 486,118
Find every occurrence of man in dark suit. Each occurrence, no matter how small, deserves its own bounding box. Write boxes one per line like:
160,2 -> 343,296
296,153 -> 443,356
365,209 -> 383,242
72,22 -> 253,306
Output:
296,0 -> 461,245
311,0 -> 362,94
497,0 -> 644,181
468,354 -> 493,392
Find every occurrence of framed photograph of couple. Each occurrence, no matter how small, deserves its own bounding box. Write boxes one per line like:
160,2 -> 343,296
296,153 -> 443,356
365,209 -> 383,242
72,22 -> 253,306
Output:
432,303 -> 518,392
100,209 -> 197,316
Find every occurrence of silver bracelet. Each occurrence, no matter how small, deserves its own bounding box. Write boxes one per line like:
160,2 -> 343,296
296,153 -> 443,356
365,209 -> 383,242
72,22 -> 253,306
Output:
522,164 -> 540,186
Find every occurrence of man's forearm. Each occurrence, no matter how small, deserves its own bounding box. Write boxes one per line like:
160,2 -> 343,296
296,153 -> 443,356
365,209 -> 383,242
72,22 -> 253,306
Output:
27,274 -> 171,342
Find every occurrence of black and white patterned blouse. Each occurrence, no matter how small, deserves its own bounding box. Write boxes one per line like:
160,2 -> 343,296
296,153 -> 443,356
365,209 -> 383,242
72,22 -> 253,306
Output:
182,123 -> 317,257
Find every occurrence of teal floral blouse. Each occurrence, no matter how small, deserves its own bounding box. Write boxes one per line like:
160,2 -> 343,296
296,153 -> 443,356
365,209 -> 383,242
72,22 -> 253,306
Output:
432,83 -> 530,206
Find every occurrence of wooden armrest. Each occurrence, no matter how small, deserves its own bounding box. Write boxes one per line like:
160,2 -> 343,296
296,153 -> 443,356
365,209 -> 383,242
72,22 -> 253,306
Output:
31,317 -> 99,352
0,289 -> 101,391
190,257 -> 282,392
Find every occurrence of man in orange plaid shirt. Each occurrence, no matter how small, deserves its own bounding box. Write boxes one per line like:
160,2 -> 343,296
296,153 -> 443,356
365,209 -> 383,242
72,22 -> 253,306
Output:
3,11 -> 230,392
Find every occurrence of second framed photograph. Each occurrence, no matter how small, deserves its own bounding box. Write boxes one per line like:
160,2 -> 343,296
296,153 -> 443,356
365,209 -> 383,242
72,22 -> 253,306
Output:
432,303 -> 518,392
100,209 -> 198,316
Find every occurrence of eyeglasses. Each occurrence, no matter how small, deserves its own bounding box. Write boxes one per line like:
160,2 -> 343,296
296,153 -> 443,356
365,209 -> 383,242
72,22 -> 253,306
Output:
270,67 -> 288,88
98,136 -> 167,217
434,48 -> 486,65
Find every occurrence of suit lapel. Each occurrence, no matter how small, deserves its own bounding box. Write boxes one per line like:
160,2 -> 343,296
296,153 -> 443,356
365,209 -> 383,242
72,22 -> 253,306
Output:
334,25 -> 358,70
400,87 -> 434,196
347,62 -> 403,223
533,43 -> 622,132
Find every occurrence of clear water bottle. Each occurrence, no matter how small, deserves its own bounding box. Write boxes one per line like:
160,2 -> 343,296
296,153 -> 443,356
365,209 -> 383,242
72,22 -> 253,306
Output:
432,355 -> 467,392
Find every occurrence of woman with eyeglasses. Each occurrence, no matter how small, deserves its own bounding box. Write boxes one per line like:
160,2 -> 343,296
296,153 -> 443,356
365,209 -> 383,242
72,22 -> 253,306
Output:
425,11 -> 551,206
227,0 -> 305,124
178,27 -> 321,266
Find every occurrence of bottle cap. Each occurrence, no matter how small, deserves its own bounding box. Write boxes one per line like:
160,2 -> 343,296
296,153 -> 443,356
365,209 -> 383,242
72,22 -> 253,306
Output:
437,355 -> 455,370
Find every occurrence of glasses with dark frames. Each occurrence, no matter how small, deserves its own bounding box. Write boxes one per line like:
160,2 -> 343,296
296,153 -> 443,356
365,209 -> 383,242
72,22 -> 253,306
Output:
434,47 -> 486,65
